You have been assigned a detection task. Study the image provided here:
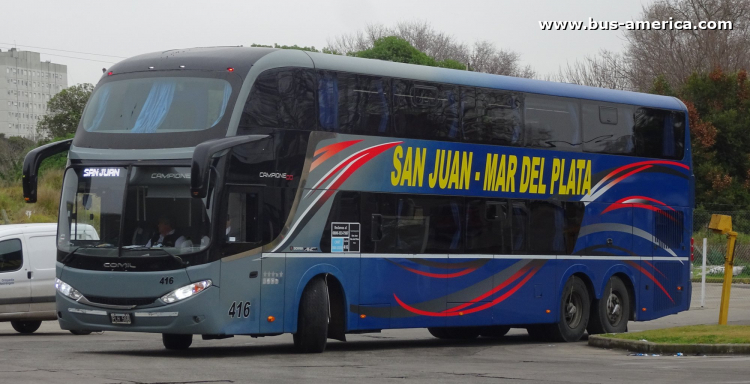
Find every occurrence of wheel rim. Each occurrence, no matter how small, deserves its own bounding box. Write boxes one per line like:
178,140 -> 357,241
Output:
606,291 -> 623,326
564,290 -> 583,329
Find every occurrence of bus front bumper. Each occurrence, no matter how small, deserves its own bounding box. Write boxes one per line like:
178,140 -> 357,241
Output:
56,286 -> 223,334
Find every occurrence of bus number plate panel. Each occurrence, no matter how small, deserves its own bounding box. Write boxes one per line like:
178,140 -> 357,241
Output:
110,313 -> 132,324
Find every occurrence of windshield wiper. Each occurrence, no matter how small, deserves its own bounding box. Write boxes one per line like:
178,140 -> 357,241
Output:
60,246 -> 80,264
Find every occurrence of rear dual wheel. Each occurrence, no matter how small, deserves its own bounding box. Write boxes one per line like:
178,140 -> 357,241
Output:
587,276 -> 629,334
527,276 -> 591,342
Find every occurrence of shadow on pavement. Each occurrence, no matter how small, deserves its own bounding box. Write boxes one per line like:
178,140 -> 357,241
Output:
80,333 -> 583,359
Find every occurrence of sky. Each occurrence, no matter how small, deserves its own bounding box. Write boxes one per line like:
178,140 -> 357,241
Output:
0,0 -> 654,86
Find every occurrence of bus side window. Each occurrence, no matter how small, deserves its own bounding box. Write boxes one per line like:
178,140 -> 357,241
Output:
239,68 -> 316,133
510,200 -> 529,253
464,89 -> 523,146
634,108 -> 685,160
393,80 -> 460,141
582,102 -> 635,155
465,199 -> 509,254
529,201 -> 565,255
318,71 -> 391,136
225,191 -> 261,244
525,94 -> 581,151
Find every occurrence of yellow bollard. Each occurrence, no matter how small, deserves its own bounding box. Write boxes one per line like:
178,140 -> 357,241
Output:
708,214 -> 737,325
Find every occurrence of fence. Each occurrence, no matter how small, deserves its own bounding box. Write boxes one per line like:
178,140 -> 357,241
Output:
692,210 -> 750,283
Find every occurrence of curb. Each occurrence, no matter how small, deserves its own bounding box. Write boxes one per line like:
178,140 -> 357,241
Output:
588,335 -> 750,354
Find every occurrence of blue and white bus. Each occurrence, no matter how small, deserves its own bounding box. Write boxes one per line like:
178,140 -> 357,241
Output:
23,47 -> 692,352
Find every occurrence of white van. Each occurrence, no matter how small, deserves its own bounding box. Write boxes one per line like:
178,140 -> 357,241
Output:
0,223 -> 98,334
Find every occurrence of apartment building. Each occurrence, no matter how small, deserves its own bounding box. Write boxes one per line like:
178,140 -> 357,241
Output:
0,48 -> 68,139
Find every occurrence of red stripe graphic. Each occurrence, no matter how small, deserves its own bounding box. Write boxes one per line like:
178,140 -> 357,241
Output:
310,140 -> 363,171
595,160 -> 689,190
399,265 -> 478,279
309,141 -> 402,193
627,261 -> 674,303
393,267 -> 539,317
443,265 -> 532,313
602,196 -> 676,220
642,260 -> 668,279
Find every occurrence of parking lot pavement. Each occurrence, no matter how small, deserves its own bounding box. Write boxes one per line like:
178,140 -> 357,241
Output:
1,283 -> 749,384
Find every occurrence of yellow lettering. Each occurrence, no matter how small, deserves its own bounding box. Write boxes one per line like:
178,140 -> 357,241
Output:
413,148 -> 426,187
550,158 -> 561,194
391,146 -> 403,186
565,161 -> 577,195
460,152 -> 473,190
576,159 -> 586,195
558,159 -> 567,194
494,155 -> 507,192
530,157 -> 541,194
428,150 -> 442,188
448,151 -> 460,189
538,157 -> 547,194
506,155 -> 517,192
484,154 -> 498,191
519,156 -> 531,193
439,150 -> 452,189
400,147 -> 413,187
582,160 -> 592,195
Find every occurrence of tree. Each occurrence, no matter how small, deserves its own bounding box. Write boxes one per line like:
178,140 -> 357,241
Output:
0,135 -> 35,182
557,0 -> 750,91
37,83 -> 94,139
354,36 -> 465,69
328,21 -> 535,78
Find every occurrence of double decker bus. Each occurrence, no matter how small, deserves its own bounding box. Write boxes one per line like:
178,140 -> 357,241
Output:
24,47 -> 692,352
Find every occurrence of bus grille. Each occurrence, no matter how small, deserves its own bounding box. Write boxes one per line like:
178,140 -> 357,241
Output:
85,296 -> 157,307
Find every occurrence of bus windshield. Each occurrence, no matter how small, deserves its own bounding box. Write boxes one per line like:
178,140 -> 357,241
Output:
81,76 -> 232,134
58,166 -> 213,257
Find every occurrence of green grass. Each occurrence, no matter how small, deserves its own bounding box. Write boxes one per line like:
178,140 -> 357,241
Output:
602,325 -> 750,344
0,169 -> 63,224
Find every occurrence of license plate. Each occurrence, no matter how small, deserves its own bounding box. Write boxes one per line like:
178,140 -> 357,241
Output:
110,313 -> 132,324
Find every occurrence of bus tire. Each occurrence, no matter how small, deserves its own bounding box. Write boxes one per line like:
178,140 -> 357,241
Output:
480,326 -> 511,338
293,276 -> 328,353
162,333 -> 192,350
69,330 -> 93,335
548,276 -> 590,342
587,276 -> 629,334
428,327 -> 480,340
11,320 -> 41,334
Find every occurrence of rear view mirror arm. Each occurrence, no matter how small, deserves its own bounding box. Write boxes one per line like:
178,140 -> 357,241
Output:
22,139 -> 73,203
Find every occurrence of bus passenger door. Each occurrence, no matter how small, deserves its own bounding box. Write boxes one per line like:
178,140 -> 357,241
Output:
219,187 -> 263,335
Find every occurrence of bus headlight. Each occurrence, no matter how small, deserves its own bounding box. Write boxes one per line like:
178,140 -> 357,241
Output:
55,278 -> 84,301
160,280 -> 212,304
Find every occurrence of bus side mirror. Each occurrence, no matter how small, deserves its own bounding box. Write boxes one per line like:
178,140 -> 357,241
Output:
190,135 -> 269,198
371,214 -> 383,241
22,138 -> 72,203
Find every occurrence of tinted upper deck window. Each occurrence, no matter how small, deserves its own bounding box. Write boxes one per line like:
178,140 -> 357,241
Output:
582,102 -> 635,155
634,108 -> 685,159
463,88 -> 523,146
240,68 -> 316,132
392,80 -> 460,140
525,95 -> 581,151
318,71 -> 390,135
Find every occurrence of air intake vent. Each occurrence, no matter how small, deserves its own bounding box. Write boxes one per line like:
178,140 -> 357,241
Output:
85,296 -> 156,307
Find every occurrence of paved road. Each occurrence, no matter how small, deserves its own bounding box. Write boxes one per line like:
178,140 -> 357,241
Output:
1,283 -> 750,384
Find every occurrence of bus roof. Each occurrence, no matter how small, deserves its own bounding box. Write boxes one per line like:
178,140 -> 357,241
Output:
107,46 -> 685,113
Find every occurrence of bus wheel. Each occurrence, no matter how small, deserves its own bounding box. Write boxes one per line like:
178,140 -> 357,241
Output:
428,327 -> 480,339
162,334 -> 192,350
480,326 -> 510,338
548,276 -> 590,342
293,276 -> 328,353
587,276 -> 629,334
11,320 -> 41,334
